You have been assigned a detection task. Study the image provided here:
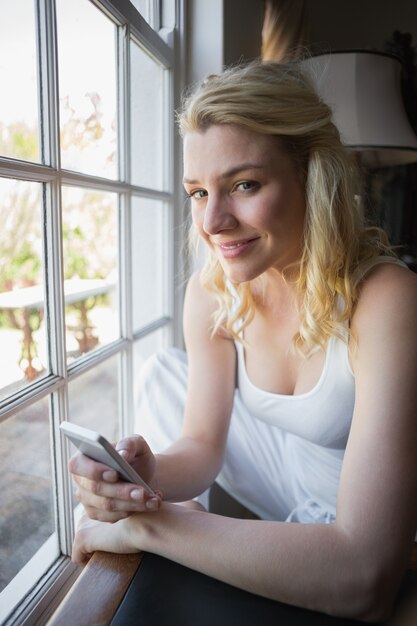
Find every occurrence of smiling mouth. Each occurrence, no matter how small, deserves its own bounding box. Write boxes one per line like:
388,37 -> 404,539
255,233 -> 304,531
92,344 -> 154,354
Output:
216,237 -> 259,258
221,242 -> 245,250
218,238 -> 258,249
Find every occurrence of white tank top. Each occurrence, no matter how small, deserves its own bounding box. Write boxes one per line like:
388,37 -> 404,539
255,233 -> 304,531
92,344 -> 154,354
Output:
233,256 -> 406,450
230,257 -> 406,518
235,334 -> 354,450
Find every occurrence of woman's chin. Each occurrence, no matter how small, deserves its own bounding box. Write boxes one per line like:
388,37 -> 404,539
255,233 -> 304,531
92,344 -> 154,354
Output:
221,263 -> 262,285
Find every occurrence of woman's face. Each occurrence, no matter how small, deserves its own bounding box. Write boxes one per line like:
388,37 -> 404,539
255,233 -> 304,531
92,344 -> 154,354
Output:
183,124 -> 306,284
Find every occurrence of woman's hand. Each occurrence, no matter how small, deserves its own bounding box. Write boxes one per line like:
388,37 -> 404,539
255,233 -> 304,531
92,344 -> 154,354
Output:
69,435 -> 162,522
72,502 -> 203,566
72,513 -> 142,565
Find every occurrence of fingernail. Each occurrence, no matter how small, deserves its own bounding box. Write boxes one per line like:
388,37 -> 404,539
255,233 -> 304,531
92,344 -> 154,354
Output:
118,449 -> 129,459
103,470 -> 118,482
146,498 -> 159,510
130,489 -> 143,500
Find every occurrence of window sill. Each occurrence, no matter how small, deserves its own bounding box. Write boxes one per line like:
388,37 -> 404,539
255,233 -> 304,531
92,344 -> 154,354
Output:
46,552 -> 142,626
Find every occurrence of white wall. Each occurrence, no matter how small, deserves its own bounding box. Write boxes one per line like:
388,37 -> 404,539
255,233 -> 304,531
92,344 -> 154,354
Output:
186,0 -> 263,84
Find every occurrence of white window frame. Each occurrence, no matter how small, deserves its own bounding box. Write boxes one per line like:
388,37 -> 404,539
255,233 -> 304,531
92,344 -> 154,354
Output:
0,1 -> 186,624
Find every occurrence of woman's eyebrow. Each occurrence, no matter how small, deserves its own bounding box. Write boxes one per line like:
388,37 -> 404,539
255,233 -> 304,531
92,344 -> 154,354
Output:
183,163 -> 266,185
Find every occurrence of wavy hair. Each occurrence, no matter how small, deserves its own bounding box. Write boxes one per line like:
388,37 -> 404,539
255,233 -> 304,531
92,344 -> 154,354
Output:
178,61 -> 396,354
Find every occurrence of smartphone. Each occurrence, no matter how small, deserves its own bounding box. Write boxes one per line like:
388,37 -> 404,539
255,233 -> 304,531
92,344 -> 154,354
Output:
60,421 -> 155,496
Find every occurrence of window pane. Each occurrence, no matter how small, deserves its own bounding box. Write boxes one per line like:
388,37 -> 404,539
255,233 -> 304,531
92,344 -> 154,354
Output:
68,356 -> 120,442
0,0 -> 40,162
130,0 -> 160,30
0,179 -> 48,400
132,197 -> 166,331
62,186 -> 119,363
134,327 -> 166,368
68,357 -> 120,518
133,328 -> 167,432
56,0 -> 117,178
130,40 -> 167,190
131,0 -> 149,20
0,397 -> 56,593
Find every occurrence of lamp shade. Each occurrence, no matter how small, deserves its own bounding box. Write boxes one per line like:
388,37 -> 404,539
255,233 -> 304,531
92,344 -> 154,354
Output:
302,51 -> 417,167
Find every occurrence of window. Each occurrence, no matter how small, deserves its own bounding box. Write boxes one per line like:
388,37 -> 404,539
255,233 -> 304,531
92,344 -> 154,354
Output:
0,1 -> 184,623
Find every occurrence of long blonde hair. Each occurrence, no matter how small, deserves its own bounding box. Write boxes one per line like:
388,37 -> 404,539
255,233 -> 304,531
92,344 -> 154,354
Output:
178,61 -> 396,354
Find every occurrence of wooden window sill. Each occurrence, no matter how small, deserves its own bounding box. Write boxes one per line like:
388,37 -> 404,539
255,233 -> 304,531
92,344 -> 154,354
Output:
46,552 -> 142,626
46,544 -> 417,626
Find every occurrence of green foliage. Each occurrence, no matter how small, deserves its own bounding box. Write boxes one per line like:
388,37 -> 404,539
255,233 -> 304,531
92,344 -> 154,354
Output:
62,223 -> 88,279
0,180 -> 42,293
8,241 -> 42,285
0,121 -> 38,162
62,188 -> 117,282
0,92 -> 117,342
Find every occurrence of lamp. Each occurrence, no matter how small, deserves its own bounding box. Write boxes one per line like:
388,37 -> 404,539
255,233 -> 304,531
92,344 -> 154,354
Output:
302,51 -> 417,167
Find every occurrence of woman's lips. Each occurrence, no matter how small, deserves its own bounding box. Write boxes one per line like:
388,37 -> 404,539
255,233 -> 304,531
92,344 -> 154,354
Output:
216,237 -> 259,259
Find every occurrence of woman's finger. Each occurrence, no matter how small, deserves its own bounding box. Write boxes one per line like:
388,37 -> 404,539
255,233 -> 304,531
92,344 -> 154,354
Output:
73,473 -> 145,501
74,479 -> 161,514
116,435 -> 155,475
73,474 -> 161,508
68,450 -> 118,482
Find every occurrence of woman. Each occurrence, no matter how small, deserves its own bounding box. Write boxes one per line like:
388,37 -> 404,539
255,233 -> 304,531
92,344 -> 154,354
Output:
69,61 -> 417,621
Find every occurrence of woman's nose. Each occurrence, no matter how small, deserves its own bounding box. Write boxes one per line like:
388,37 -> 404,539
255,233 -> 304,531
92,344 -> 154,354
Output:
202,196 -> 237,235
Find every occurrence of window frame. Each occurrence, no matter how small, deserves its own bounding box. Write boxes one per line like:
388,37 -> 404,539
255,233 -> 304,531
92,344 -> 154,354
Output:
0,1 -> 186,623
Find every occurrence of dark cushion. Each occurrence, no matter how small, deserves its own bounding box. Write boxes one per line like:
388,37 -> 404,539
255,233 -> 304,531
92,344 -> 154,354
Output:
111,552 -> 369,626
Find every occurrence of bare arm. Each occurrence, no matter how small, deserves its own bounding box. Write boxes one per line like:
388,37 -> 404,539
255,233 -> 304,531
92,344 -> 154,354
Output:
74,264 -> 417,622
151,272 -> 236,501
70,272 -> 236,512
149,265 -> 417,620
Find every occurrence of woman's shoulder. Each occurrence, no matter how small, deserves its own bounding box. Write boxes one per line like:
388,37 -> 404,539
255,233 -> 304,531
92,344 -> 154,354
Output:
356,260 -> 417,300
184,271 -> 220,331
184,271 -> 234,344
184,270 -> 216,311
352,261 -> 417,335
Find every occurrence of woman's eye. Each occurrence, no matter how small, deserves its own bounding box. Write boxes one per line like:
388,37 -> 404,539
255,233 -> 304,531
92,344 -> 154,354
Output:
189,189 -> 207,200
235,181 -> 257,192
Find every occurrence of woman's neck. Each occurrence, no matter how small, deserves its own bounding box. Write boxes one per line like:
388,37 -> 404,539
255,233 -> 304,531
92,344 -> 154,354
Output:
252,270 -> 299,316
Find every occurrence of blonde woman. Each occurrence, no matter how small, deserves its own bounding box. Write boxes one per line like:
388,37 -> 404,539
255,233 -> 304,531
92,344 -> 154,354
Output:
70,61 -> 417,621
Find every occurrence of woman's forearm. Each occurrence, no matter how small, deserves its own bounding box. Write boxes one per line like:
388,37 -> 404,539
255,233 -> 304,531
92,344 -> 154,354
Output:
133,504 -> 399,622
153,437 -> 223,502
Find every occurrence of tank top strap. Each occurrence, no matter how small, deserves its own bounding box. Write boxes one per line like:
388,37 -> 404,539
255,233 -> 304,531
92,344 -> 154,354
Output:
352,255 -> 406,287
